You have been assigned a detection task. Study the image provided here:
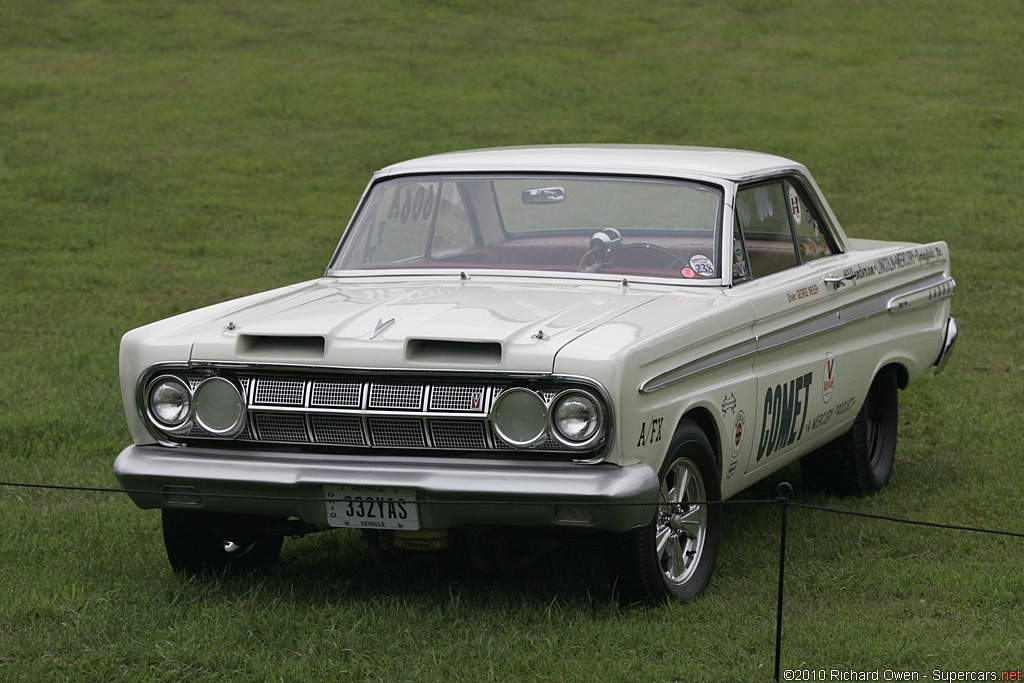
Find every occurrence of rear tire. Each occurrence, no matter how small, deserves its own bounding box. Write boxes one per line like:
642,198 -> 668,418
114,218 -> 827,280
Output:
800,366 -> 898,495
608,420 -> 721,605
162,509 -> 284,576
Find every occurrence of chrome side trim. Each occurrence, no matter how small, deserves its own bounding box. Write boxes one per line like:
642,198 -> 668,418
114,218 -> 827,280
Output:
934,317 -> 959,374
887,277 -> 956,315
640,340 -> 758,394
639,272 -> 954,394
756,273 -> 953,357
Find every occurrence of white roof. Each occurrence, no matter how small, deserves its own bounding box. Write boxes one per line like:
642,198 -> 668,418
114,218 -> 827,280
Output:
379,145 -> 805,182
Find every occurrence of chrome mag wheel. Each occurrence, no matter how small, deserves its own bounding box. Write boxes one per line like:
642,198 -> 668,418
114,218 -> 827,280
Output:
608,420 -> 721,605
656,457 -> 708,586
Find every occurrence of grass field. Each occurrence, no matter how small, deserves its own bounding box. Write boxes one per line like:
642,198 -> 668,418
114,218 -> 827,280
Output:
2,1 -> 1023,680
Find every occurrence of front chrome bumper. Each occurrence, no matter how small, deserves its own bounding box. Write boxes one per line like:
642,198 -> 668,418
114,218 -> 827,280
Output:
113,445 -> 659,533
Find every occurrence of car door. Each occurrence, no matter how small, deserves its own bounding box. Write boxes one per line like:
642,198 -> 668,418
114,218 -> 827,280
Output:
732,176 -> 859,476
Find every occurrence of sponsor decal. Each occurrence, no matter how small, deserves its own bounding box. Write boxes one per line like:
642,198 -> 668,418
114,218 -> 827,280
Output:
788,185 -> 802,225
681,267 -> 696,278
727,461 -> 738,479
841,245 -> 946,282
756,372 -> 813,461
721,393 -> 737,416
732,238 -> 748,278
804,396 -> 857,435
689,254 -> 715,277
786,283 -> 820,303
842,263 -> 877,280
800,233 -> 827,259
636,416 -> 664,448
873,248 -> 931,274
823,353 -> 836,404
733,410 -> 745,456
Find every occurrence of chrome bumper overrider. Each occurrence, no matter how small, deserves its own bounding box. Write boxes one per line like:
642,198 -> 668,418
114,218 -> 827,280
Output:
934,317 -> 959,375
113,445 -> 659,533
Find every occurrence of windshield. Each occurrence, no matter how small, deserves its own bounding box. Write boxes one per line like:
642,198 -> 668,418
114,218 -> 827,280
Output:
330,174 -> 724,281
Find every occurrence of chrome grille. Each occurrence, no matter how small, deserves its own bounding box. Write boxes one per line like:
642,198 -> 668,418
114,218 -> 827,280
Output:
185,370 -> 214,390
493,433 -> 561,451
369,418 -> 427,448
310,381 -> 361,408
254,378 -> 305,406
430,385 -> 486,412
188,423 -> 214,438
310,415 -> 364,445
430,420 -> 488,450
369,384 -> 423,410
254,413 -> 308,442
238,420 -> 255,441
169,371 -> 603,457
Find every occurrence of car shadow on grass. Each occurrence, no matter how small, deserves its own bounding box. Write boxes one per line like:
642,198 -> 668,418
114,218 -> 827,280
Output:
163,462 -> 853,609
255,527 -> 620,609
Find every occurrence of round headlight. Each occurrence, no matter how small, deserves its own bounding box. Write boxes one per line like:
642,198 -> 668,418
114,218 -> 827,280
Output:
551,391 -> 603,447
491,388 -> 548,448
149,377 -> 191,428
193,377 -> 247,437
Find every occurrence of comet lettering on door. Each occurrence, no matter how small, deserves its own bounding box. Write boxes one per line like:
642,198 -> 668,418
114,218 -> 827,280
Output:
756,372 -> 813,461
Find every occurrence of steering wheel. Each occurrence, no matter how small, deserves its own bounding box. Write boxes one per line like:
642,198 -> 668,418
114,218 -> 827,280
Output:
580,242 -> 687,272
614,243 -> 687,269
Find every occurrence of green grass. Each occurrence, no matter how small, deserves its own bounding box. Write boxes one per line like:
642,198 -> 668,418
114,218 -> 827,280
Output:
2,0 -> 1023,680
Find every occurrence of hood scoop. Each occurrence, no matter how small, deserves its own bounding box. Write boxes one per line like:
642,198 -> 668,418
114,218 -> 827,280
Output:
237,334 -> 325,361
405,339 -> 502,366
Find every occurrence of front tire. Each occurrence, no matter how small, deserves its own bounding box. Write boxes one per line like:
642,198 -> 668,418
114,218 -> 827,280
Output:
800,366 -> 899,495
608,421 -> 721,605
162,509 -> 285,576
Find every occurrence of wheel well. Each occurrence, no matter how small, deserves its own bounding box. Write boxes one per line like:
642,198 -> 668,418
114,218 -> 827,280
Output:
676,407 -> 721,473
884,362 -> 910,390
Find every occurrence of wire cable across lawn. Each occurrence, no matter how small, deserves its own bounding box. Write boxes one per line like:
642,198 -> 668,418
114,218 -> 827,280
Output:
2,478 -> 1022,681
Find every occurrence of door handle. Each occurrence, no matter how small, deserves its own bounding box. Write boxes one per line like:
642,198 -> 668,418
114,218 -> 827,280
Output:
824,273 -> 856,289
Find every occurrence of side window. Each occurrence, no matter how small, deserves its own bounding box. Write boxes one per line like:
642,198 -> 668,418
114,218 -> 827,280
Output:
735,182 -> 797,278
735,179 -> 838,279
785,181 -> 836,264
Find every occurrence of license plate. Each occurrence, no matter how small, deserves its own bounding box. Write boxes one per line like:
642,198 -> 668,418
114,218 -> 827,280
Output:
324,485 -> 420,530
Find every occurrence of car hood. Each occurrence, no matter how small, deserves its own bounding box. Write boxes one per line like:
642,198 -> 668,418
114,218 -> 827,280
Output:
185,277 -> 663,373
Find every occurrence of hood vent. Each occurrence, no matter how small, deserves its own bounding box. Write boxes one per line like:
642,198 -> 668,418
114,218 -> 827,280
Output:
236,335 -> 325,361
406,339 -> 502,366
